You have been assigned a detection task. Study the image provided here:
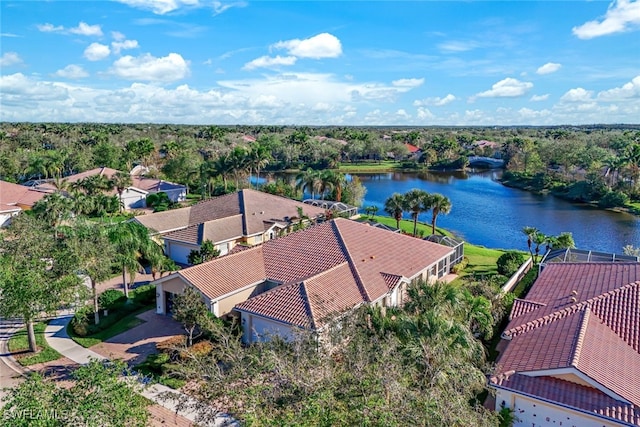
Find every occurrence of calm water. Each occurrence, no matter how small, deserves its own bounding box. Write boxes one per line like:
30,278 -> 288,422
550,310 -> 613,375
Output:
356,171 -> 640,253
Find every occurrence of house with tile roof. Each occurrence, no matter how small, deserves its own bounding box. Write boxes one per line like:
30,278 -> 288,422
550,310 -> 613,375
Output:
152,218 -> 458,343
490,262 -> 640,427
37,167 -> 187,210
135,189 -> 327,264
0,180 -> 49,226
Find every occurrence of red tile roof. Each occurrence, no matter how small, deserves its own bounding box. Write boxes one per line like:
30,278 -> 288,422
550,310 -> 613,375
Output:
176,219 -> 454,328
492,262 -> 640,424
163,215 -> 244,245
180,246 -> 267,300
405,143 -> 421,153
135,189 -> 326,238
0,180 -> 48,210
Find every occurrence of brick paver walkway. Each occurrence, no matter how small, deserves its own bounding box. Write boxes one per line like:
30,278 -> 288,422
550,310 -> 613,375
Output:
90,310 -> 185,365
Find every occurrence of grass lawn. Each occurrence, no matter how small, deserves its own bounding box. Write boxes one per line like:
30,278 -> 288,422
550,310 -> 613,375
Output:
337,161 -> 402,173
69,306 -> 149,348
8,322 -> 61,366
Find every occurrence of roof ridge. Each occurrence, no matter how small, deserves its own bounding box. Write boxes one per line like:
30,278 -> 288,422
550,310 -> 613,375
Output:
505,281 -> 640,338
570,306 -> 591,368
332,220 -> 371,302
299,282 -> 316,329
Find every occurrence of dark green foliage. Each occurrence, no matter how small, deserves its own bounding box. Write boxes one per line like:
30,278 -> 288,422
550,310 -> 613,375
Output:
98,289 -> 126,310
145,191 -> 172,212
0,359 -> 149,426
496,251 -> 526,276
598,190 -> 629,208
187,240 -> 220,265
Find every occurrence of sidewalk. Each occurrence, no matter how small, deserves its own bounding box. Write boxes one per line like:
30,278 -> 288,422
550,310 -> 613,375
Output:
44,315 -> 235,426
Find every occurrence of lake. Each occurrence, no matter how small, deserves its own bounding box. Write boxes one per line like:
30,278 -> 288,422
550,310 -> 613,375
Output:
356,170 -> 640,253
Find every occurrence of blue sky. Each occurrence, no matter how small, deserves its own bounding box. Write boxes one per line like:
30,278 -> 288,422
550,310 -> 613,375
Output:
1,0 -> 639,125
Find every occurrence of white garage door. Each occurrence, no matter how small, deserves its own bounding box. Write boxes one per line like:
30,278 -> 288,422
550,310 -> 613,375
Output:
250,316 -> 295,342
167,242 -> 195,265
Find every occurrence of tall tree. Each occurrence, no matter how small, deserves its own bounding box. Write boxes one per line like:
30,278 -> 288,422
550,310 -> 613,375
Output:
173,286 -> 213,346
107,221 -> 158,298
31,192 -> 73,235
248,143 -> 271,189
429,193 -> 452,235
384,193 -> 405,229
522,226 -> 538,259
0,215 -> 82,352
402,188 -> 431,237
110,171 -> 133,213
295,169 -> 321,199
66,221 -> 116,325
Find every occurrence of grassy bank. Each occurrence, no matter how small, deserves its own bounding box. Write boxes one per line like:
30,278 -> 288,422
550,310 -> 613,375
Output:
8,322 -> 61,366
337,161 -> 402,173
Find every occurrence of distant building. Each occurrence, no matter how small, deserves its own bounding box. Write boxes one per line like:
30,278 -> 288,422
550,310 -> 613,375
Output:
0,180 -> 49,226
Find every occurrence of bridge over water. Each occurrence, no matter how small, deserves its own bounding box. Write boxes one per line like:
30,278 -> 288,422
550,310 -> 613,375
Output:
467,156 -> 505,168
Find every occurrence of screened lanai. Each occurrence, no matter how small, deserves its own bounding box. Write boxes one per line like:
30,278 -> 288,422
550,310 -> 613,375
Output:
302,199 -> 359,218
540,247 -> 639,268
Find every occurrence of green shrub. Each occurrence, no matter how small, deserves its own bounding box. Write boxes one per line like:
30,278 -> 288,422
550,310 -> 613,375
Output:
132,284 -> 156,306
71,306 -> 91,337
98,289 -> 126,310
598,190 -> 629,208
451,256 -> 469,273
497,251 -> 526,276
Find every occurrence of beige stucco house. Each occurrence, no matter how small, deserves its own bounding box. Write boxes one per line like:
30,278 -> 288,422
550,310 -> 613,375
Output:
153,218 -> 459,343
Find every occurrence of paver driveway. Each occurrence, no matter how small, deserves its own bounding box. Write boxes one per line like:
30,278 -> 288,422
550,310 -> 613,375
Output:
90,310 -> 185,365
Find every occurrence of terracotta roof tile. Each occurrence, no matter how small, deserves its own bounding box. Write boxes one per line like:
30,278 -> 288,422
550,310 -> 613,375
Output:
493,262 -> 640,425
0,180 -> 48,208
163,215 -> 244,245
235,263 -> 365,329
180,246 -> 267,300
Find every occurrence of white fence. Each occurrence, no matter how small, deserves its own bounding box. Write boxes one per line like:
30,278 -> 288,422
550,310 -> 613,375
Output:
500,257 -> 533,295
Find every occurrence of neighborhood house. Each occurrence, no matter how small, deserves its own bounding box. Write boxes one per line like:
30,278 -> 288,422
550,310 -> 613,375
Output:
153,218 -> 460,343
490,262 -> 640,427
134,189 -> 327,264
0,179 -> 49,226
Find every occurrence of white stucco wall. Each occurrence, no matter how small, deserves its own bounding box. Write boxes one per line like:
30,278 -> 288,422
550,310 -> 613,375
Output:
495,388 -> 627,427
240,312 -> 295,344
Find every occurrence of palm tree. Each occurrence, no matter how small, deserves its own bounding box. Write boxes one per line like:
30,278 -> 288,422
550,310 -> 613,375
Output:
31,192 -> 73,236
295,169 -> 321,199
402,188 -> 431,237
79,174 -> 111,196
522,226 -> 538,259
106,222 -> 158,298
229,146 -> 249,189
384,193 -> 405,229
429,193 -> 451,235
532,232 -> 548,263
323,171 -> 347,202
248,143 -> 271,189
110,172 -> 132,213
212,153 -> 233,193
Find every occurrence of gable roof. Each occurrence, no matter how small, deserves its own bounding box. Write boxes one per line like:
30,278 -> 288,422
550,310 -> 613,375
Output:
0,180 -> 48,210
175,218 -> 454,329
163,215 -> 244,245
135,189 -> 326,237
492,262 -> 640,424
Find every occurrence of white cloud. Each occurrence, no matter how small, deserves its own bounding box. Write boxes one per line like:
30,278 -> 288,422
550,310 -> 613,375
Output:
560,87 -> 594,102
1,33 -> 20,38
84,43 -> 111,61
37,23 -> 64,33
53,65 -> 89,79
530,94 -> 550,102
416,107 -> 435,120
0,52 -> 23,67
413,94 -> 456,107
116,0 -> 244,15
536,62 -> 562,75
112,31 -> 126,41
391,78 -> 424,89
37,22 -> 102,36
243,55 -> 297,70
69,22 -> 103,37
438,40 -> 480,52
112,39 -> 139,55
475,78 -> 533,98
272,33 -> 342,59
110,53 -> 190,82
0,73 -> 69,106
573,0 -> 640,39
597,75 -> 640,100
